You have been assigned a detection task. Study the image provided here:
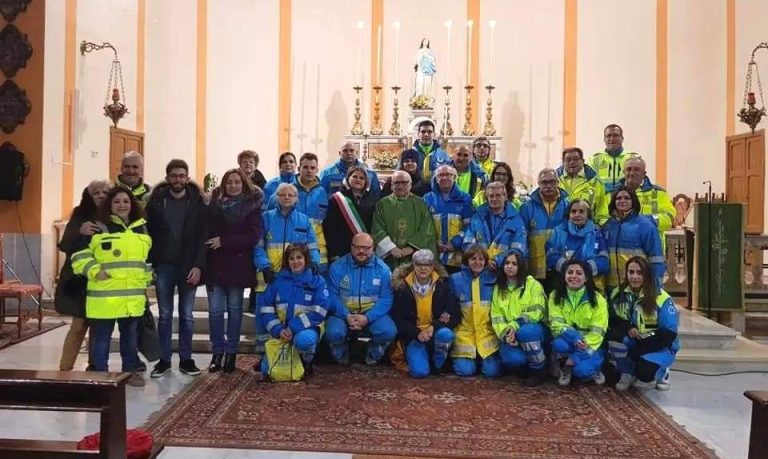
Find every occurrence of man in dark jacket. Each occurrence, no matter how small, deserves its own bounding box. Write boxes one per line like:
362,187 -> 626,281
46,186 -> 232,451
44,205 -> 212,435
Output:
145,159 -> 208,378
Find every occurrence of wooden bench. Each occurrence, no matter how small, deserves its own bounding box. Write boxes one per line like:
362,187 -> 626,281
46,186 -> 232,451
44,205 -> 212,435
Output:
0,370 -> 129,458
745,390 -> 768,459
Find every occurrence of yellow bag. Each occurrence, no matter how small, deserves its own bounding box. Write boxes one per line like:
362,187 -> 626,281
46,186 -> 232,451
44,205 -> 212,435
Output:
264,338 -> 305,382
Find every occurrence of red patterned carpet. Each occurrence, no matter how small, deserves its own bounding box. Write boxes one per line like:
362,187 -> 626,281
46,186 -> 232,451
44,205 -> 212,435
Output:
145,355 -> 715,458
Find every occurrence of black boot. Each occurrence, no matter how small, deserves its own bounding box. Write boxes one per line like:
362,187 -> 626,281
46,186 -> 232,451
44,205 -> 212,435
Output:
209,354 -> 223,373
524,367 -> 547,387
223,353 -> 237,373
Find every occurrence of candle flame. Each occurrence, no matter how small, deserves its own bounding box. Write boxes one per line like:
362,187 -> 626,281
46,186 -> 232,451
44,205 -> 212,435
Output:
467,20 -> 474,27
445,20 -> 453,27
489,20 -> 496,28
357,21 -> 364,29
393,21 -> 400,29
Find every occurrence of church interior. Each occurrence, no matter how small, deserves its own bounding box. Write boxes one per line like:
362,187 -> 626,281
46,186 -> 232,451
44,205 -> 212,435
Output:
1,0 -> 768,458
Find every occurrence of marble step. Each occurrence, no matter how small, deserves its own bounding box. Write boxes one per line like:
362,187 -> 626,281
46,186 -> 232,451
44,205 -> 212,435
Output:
111,333 -> 262,354
150,309 -> 258,335
673,335 -> 768,373
677,308 -> 740,350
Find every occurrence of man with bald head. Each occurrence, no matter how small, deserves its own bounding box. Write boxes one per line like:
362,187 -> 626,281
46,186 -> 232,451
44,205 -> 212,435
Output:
520,168 -> 570,286
619,157 -> 675,245
325,233 -> 396,365
116,151 -> 151,202
319,141 -> 381,196
372,170 -> 436,269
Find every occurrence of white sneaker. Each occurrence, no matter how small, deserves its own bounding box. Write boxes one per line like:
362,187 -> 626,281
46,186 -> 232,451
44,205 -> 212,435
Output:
656,370 -> 671,391
633,379 -> 656,389
592,371 -> 606,385
615,373 -> 635,391
558,366 -> 572,386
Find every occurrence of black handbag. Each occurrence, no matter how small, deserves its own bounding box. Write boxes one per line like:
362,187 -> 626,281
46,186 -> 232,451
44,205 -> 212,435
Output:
137,302 -> 161,362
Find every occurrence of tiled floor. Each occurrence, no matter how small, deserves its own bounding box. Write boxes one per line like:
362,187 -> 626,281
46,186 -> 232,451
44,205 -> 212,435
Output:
0,320 -> 765,459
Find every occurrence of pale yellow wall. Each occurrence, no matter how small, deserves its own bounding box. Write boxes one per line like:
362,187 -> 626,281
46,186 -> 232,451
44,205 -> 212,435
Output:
207,0 -> 280,179
576,0 -> 657,176
480,0 -> 565,185
40,0 -> 67,290
46,0 -> 764,217
290,0 -> 371,167
144,1 -> 197,185
668,0 -> 727,197
74,0 -> 138,192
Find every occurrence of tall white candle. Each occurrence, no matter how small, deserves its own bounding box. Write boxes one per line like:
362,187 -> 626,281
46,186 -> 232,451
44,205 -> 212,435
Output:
393,22 -> 400,84
357,21 -> 364,86
376,24 -> 382,86
489,20 -> 496,84
445,20 -> 453,86
467,20 -> 474,85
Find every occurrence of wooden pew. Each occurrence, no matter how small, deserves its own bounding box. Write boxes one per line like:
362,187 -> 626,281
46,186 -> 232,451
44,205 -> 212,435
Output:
0,370 -> 129,458
745,390 -> 768,459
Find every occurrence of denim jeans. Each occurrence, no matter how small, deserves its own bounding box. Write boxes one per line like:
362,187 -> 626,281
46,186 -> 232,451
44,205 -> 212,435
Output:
90,317 -> 138,372
155,264 -> 197,362
208,285 -> 244,354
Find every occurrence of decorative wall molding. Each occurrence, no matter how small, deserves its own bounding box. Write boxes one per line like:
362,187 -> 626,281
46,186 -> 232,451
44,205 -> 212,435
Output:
0,79 -> 30,133
0,24 -> 32,78
0,0 -> 31,22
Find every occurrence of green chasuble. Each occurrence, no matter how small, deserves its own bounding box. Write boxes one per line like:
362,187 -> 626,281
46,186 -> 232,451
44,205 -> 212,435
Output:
372,193 -> 437,268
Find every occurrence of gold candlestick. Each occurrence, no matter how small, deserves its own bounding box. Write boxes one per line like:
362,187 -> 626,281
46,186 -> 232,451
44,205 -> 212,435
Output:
370,86 -> 384,135
440,85 -> 454,136
483,85 -> 497,136
462,85 -> 475,136
350,86 -> 365,135
389,86 -> 401,136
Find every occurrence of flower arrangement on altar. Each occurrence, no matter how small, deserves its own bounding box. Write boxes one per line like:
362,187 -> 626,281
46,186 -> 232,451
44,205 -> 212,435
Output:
408,94 -> 433,110
369,149 -> 399,171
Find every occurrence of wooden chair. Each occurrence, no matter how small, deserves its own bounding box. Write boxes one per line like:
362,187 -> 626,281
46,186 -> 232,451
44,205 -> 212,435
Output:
0,233 -> 44,339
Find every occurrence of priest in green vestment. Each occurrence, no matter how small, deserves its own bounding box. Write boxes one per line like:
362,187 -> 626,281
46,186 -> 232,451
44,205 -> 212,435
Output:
372,170 -> 437,268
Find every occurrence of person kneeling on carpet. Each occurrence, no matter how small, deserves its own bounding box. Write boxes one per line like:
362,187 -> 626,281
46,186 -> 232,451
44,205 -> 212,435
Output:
448,245 -> 502,377
548,259 -> 609,386
257,243 -> 330,379
490,250 -> 548,386
325,233 -> 397,365
608,256 -> 679,391
391,249 -> 460,378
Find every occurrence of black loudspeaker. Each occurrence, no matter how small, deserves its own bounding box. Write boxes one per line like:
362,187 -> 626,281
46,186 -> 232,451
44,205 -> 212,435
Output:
0,142 -> 25,201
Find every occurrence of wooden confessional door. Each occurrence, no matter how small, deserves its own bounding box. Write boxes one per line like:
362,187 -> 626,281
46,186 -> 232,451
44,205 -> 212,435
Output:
109,126 -> 144,179
726,130 -> 765,234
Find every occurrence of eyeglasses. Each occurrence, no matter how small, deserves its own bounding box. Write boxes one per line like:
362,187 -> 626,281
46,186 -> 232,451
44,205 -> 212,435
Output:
539,179 -> 558,186
475,144 -> 491,148
392,181 -> 410,185
277,193 -> 297,198
168,173 -> 188,180
351,244 -> 373,251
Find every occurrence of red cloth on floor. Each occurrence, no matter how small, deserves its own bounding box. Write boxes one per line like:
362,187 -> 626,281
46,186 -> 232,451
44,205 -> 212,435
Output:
77,428 -> 153,459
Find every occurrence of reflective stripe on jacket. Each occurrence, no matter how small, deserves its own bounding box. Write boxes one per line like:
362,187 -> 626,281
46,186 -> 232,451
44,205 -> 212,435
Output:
449,268 -> 499,359
71,216 -> 152,319
548,289 -> 609,350
490,275 -> 546,338
258,269 -> 329,337
327,253 -> 393,321
520,189 -> 570,279
253,208 -> 320,271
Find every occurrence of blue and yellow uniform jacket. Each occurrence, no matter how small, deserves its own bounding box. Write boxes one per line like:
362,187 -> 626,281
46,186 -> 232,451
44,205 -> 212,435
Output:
602,211 -> 666,289
545,220 -> 609,279
258,269 -> 330,337
253,207 -> 320,272
463,202 -> 528,266
520,189 -> 570,279
327,253 -> 393,322
424,180 -> 473,268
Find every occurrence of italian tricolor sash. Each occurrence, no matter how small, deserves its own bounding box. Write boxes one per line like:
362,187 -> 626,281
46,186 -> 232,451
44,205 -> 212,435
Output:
333,192 -> 366,234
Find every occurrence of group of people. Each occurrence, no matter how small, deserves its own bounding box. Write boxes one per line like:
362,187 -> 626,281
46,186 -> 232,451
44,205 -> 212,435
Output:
54,121 -> 679,391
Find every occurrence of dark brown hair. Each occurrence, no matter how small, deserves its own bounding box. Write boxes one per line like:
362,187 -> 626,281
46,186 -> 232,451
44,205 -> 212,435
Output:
96,187 -> 144,225
462,244 -> 489,267
489,162 -> 515,199
496,250 -> 529,298
553,259 -> 599,308
281,243 -> 311,272
237,149 -> 259,165
608,186 -> 641,217
619,256 -> 657,316
218,168 -> 254,198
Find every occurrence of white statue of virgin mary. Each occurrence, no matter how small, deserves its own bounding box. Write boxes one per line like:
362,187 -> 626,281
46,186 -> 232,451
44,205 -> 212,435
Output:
411,38 -> 436,109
